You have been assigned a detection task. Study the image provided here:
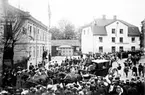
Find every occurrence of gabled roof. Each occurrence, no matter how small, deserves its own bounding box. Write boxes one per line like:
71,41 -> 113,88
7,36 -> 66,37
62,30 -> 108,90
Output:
92,26 -> 107,36
51,40 -> 80,46
94,19 -> 115,26
82,18 -> 140,36
6,4 -> 48,30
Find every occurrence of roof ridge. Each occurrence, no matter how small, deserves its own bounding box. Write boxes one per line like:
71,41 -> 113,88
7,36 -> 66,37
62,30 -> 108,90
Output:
117,20 -> 137,27
8,4 -> 48,29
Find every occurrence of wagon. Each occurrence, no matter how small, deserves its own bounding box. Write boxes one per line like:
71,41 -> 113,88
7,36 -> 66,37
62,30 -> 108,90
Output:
91,59 -> 111,76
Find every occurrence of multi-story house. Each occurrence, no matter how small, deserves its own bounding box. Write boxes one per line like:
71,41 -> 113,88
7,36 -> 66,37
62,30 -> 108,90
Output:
81,15 -> 140,54
0,0 -> 51,69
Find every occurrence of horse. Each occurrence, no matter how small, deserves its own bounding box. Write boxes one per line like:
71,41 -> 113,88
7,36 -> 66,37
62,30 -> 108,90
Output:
63,73 -> 82,85
108,67 -> 120,78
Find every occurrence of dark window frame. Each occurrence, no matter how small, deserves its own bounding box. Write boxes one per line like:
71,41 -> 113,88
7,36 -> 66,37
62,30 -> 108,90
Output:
131,37 -> 135,43
131,46 -> 135,51
99,46 -> 103,52
112,37 -> 115,43
119,46 -> 124,52
120,29 -> 123,34
112,46 -> 116,53
99,37 -> 103,42
112,28 -> 115,34
120,37 -> 123,43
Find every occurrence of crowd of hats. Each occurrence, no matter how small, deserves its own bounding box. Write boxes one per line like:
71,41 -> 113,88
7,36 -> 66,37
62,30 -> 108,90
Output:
0,74 -> 144,95
0,52 -> 144,95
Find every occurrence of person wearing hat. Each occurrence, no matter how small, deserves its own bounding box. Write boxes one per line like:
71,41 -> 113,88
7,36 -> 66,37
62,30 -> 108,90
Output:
121,79 -> 130,95
29,63 -> 34,71
64,88 -> 73,95
127,81 -> 138,95
138,63 -> 144,77
132,65 -> 138,76
124,66 -> 129,78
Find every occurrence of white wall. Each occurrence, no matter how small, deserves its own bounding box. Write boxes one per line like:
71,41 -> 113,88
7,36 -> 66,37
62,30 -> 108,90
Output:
106,21 -> 140,52
93,36 -> 110,53
81,27 -> 93,54
82,21 -> 140,54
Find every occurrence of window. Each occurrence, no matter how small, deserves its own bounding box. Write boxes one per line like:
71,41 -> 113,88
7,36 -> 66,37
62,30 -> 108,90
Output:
29,26 -> 32,35
99,46 -> 103,52
99,37 -> 103,42
112,29 -> 115,34
36,46 -> 39,57
33,47 -> 35,57
112,46 -> 116,53
120,37 -> 123,43
112,37 -> 115,43
84,30 -> 85,35
38,29 -> 39,40
131,46 -> 135,51
33,27 -> 36,40
120,29 -> 123,34
119,46 -> 123,52
131,37 -> 135,43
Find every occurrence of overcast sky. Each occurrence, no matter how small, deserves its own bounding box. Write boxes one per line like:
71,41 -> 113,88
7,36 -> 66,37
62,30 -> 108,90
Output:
9,0 -> 145,29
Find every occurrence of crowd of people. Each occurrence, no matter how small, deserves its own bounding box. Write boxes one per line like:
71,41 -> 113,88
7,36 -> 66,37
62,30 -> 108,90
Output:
0,52 -> 144,95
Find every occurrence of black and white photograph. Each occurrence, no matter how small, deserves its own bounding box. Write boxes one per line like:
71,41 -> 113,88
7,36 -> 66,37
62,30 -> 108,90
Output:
0,0 -> 144,95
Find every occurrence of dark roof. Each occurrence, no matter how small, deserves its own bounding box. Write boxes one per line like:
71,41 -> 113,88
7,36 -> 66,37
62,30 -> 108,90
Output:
7,4 -> 47,30
94,19 -> 115,26
92,26 -> 107,36
51,40 -> 80,46
128,27 -> 140,36
82,18 -> 140,36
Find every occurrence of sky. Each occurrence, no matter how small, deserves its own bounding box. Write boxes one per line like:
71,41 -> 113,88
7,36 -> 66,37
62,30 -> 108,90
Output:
9,0 -> 145,29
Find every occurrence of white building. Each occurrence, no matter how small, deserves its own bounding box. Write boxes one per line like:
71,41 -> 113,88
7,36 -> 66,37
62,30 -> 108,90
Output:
81,15 -> 140,54
0,0 -> 51,69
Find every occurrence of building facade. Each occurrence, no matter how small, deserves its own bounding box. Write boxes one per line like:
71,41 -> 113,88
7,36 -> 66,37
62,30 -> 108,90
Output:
51,40 -> 80,56
141,19 -> 145,51
0,0 -> 51,69
81,16 -> 140,54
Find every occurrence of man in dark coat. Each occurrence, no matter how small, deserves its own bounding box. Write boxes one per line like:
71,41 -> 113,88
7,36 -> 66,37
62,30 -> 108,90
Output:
29,63 -> 34,71
132,65 -> 137,76
122,80 -> 130,95
138,63 -> 143,76
124,66 -> 129,77
127,82 -> 138,95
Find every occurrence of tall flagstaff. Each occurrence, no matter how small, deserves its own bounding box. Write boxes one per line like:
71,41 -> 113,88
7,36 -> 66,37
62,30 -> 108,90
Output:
48,0 -> 51,29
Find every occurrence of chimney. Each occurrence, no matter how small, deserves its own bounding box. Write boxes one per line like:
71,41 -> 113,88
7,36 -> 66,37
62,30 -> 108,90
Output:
113,15 -> 117,20
102,15 -> 106,20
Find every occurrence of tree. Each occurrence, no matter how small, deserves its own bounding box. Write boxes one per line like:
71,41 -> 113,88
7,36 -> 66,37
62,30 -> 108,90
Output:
64,23 -> 75,39
75,27 -> 82,41
49,27 -> 63,40
0,5 -> 31,73
58,19 -> 76,40
140,22 -> 144,49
